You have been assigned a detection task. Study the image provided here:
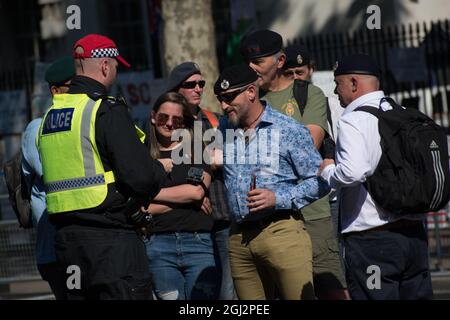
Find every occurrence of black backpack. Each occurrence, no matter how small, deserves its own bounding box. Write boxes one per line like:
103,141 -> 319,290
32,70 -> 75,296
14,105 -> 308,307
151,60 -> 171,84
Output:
355,97 -> 450,215
293,79 -> 336,159
3,151 -> 33,228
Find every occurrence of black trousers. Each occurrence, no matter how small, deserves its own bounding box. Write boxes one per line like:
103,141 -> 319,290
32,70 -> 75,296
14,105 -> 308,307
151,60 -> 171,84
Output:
37,262 -> 67,300
343,222 -> 433,300
55,224 -> 153,300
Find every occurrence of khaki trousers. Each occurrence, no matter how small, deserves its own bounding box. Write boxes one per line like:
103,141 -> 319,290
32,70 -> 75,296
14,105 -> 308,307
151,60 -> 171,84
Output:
229,215 -> 314,300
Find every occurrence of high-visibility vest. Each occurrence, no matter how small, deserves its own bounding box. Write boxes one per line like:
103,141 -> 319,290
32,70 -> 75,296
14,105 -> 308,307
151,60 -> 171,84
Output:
38,93 -> 144,214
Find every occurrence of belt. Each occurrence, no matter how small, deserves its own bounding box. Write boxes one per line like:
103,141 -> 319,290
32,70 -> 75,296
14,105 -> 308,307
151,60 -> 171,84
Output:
344,219 -> 423,237
238,211 -> 301,229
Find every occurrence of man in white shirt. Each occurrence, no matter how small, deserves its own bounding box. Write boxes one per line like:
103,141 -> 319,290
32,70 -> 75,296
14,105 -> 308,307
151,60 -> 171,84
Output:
318,53 -> 433,300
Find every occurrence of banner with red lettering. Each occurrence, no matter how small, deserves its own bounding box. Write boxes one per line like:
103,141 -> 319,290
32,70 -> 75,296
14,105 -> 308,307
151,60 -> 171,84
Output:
111,71 -> 167,129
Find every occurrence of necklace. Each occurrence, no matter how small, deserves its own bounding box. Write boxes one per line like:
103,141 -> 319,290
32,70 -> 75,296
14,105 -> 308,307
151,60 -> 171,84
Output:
244,107 -> 264,131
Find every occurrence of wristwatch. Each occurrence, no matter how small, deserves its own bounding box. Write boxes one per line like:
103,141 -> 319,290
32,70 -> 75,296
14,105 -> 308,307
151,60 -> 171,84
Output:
186,167 -> 209,195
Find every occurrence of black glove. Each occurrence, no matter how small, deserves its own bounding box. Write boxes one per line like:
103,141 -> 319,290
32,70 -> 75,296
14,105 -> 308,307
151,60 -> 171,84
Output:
130,210 -> 154,227
320,137 -> 336,160
124,197 -> 153,239
130,210 -> 154,240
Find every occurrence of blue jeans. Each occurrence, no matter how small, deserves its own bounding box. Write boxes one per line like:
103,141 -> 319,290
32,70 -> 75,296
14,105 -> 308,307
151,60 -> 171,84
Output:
213,226 -> 237,300
145,232 -> 219,300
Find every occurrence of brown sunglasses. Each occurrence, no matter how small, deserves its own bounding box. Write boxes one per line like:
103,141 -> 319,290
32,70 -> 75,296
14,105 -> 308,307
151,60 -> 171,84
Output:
155,113 -> 185,129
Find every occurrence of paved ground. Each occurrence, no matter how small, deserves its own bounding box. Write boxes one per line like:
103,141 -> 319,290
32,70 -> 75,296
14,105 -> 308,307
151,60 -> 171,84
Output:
0,278 -> 53,300
1,223 -> 449,300
2,272 -> 450,300
431,272 -> 450,300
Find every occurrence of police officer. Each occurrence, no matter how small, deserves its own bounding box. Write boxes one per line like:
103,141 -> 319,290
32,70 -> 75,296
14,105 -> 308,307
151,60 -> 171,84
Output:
38,34 -> 166,300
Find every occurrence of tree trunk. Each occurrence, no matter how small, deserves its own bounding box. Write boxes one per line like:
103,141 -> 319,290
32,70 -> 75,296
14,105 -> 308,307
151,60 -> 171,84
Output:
161,0 -> 221,113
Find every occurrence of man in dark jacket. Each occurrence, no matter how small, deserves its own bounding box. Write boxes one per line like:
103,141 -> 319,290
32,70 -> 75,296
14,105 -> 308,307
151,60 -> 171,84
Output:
39,34 -> 166,300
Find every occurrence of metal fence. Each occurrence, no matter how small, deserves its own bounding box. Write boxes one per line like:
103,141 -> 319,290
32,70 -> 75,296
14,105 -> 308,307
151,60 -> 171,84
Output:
0,220 -> 40,283
428,205 -> 450,271
290,18 -> 450,270
291,19 -> 450,132
0,18 -> 449,282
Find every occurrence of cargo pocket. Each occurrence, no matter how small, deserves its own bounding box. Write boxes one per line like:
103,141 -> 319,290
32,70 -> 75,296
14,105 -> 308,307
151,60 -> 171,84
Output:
326,238 -> 340,254
120,276 -> 153,300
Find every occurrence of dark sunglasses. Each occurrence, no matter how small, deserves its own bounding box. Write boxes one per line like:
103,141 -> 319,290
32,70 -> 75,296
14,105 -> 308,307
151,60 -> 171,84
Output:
156,113 -> 185,129
216,85 -> 249,104
180,80 -> 206,89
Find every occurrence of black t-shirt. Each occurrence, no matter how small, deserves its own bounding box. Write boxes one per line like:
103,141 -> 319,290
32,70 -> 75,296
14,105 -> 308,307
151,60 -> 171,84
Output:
151,149 -> 214,233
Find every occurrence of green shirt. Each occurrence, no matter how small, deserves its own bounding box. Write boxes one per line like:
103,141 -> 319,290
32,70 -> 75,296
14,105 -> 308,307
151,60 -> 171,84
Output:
263,81 -> 329,135
262,81 -> 331,221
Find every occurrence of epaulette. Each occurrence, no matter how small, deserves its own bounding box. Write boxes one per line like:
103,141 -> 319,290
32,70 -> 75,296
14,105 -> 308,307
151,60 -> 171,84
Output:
102,95 -> 119,103
86,91 -> 103,101
104,94 -> 128,105
100,95 -> 130,113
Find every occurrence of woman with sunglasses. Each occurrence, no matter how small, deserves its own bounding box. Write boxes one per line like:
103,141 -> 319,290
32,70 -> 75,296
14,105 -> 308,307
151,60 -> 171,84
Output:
142,92 -> 219,300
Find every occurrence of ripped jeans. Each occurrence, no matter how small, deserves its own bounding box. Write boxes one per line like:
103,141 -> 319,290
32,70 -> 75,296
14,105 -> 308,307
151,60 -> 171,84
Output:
145,232 -> 219,300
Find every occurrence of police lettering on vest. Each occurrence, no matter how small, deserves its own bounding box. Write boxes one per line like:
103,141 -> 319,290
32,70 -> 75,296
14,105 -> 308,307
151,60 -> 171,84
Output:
38,93 -> 146,214
42,108 -> 74,134
39,94 -> 115,214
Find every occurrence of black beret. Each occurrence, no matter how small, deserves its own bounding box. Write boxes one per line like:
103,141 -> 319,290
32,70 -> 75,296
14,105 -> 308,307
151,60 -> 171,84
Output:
214,64 -> 258,95
166,61 -> 201,92
240,29 -> 283,61
284,44 -> 311,69
334,53 -> 381,78
44,56 -> 75,86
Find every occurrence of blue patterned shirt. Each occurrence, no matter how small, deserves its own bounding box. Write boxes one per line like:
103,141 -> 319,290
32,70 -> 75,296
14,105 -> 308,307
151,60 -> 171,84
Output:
221,103 -> 330,223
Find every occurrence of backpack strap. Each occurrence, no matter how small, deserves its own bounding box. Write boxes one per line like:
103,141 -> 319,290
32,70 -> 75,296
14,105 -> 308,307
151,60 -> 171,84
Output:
354,106 -> 380,118
354,106 -> 380,191
325,98 -> 334,138
381,96 -> 402,110
292,79 -> 309,116
201,108 -> 219,129
355,95 -> 402,116
19,153 -> 34,202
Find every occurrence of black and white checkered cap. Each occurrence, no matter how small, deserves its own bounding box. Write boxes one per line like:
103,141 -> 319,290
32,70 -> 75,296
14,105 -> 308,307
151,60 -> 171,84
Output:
73,34 -> 131,68
91,48 -> 120,59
